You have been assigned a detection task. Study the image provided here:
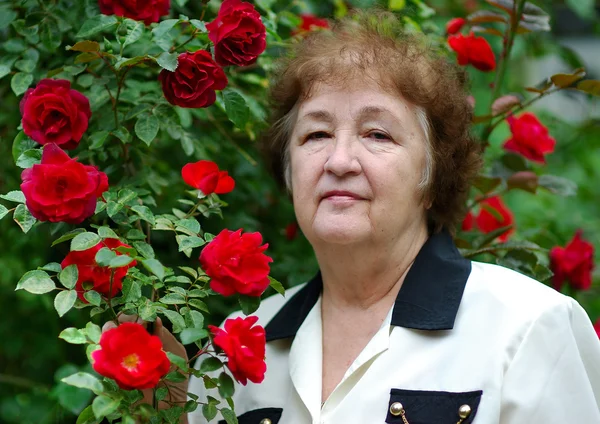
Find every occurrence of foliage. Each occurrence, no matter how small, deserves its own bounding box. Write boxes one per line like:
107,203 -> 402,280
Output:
0,0 -> 598,423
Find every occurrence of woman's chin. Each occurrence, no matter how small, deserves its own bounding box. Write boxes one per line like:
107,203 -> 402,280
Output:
311,221 -> 370,245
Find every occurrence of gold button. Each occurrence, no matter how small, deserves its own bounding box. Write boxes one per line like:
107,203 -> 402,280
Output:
259,419 -> 272,424
458,404 -> 472,419
389,401 -> 404,416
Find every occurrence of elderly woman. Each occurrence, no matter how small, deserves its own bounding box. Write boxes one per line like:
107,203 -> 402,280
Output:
157,10 -> 600,424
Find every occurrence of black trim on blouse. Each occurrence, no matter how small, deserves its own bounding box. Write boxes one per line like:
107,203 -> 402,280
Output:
265,229 -> 471,342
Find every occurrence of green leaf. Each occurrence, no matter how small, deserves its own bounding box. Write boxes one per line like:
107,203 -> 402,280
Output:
68,40 -> 100,52
84,290 -> 102,306
0,65 -> 10,80
41,21 -> 62,51
161,309 -> 185,333
0,190 -> 25,203
59,264 -> 79,289
109,255 -> 134,268
202,404 -> 218,422
238,295 -> 261,316
565,0 -> 596,20
88,131 -> 109,150
59,328 -> 88,344
86,322 -> 102,344
13,204 -> 36,233
218,372 -> 235,399
12,131 -> 37,162
95,247 -> 116,266
15,59 -> 35,73
52,228 -> 87,246
183,309 -> 204,328
166,352 -> 188,370
152,19 -> 179,38
142,258 -> 165,280
577,80 -> 600,97
11,72 -> 33,95
131,205 -> 155,225
125,229 -> 147,240
155,386 -> 168,401
188,299 -> 209,313
97,226 -> 118,239
92,395 -> 119,419
40,262 -> 63,273
200,357 -> 223,373
135,114 -> 160,146
16,270 -> 55,294
122,279 -> 142,302
177,236 -> 205,252
220,408 -> 238,424
268,276 -> 285,296
223,90 -> 249,130
133,241 -> 155,259
176,218 -> 201,235
77,15 -> 119,38
0,204 -> 8,220
157,52 -> 178,72
165,371 -> 187,382
71,232 -> 101,251
388,0 -> 406,10
160,293 -> 186,305
178,266 -> 198,279
538,175 -> 577,196
122,20 -> 144,48
180,327 -> 208,345
76,405 -> 101,424
16,148 -> 42,168
54,290 -> 77,317
189,19 -> 207,32
62,372 -> 103,394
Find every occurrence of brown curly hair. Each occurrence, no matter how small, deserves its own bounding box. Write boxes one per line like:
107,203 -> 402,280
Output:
262,9 -> 482,233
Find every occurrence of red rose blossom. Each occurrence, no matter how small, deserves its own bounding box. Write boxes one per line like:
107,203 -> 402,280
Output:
20,143 -> 108,224
159,50 -> 228,108
98,0 -> 170,25
20,79 -> 91,150
448,32 -> 496,72
200,229 -> 272,297
446,17 -> 466,34
181,160 -> 235,195
462,196 -> 514,242
550,230 -> 594,291
503,113 -> 556,163
285,222 -> 299,241
206,0 -> 267,67
61,238 -> 136,302
92,322 -> 171,390
209,316 -> 266,385
294,14 -> 329,34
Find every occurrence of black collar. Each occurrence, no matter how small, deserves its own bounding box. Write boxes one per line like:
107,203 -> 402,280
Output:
265,230 -> 471,342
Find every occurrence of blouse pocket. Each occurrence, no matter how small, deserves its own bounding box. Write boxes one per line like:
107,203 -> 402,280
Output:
217,407 -> 283,424
385,389 -> 483,424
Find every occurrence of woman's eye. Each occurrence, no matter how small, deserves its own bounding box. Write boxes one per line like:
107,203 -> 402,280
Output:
367,131 -> 391,141
306,131 -> 330,141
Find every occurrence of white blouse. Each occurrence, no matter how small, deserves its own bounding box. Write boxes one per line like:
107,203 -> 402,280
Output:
188,231 -> 600,424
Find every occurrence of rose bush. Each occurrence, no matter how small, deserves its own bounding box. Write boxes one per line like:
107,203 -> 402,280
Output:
550,231 -> 595,291
0,0 -> 599,423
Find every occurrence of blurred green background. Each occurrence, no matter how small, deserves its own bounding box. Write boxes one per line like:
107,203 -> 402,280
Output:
1,0 -> 599,422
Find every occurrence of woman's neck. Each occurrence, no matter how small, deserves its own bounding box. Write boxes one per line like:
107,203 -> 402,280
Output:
315,224 -> 429,311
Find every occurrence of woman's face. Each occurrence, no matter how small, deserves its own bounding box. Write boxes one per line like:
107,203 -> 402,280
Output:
289,81 -> 430,247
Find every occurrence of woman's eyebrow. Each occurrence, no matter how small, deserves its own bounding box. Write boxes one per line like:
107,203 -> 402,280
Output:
298,110 -> 334,123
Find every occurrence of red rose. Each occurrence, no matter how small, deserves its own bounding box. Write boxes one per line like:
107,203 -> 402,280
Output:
20,144 -> 108,224
20,79 -> 91,150
462,196 -> 514,242
446,17 -> 466,34
200,229 -> 272,297
159,50 -> 228,108
92,322 -> 170,390
295,14 -> 329,34
98,0 -> 170,25
448,32 -> 496,72
206,0 -> 267,67
285,222 -> 298,240
550,230 -> 594,291
209,316 -> 266,385
181,160 -> 235,195
503,113 -> 556,163
61,238 -> 136,302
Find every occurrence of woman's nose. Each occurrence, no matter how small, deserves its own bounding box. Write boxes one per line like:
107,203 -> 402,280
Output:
323,132 -> 361,176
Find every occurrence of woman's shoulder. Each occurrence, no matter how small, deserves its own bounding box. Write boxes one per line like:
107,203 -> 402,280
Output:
465,260 -> 578,323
